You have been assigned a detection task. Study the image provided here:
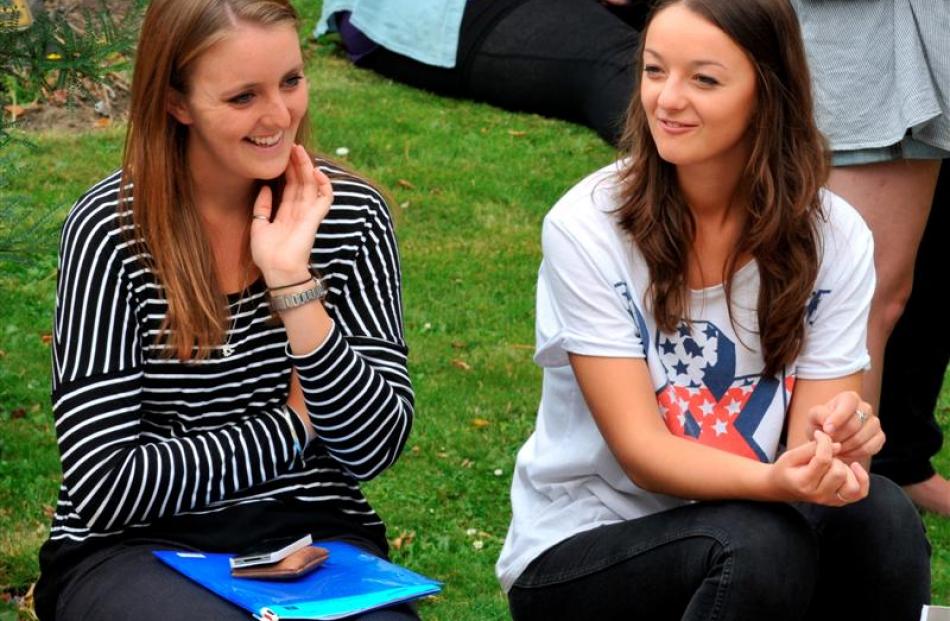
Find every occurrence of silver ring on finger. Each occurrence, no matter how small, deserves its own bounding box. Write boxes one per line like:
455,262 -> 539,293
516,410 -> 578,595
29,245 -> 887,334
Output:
835,491 -> 846,503
854,408 -> 869,426
252,214 -> 269,221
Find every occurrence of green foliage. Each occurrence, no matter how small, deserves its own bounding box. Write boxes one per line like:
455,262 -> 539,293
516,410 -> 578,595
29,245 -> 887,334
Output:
0,134 -> 60,264
0,1 -> 140,106
0,1 -> 143,266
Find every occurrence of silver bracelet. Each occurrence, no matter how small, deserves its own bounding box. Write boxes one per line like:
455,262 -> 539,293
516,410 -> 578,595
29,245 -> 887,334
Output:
268,277 -> 327,312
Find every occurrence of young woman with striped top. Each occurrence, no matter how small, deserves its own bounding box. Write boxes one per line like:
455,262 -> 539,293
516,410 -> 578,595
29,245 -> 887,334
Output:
34,1 -> 415,619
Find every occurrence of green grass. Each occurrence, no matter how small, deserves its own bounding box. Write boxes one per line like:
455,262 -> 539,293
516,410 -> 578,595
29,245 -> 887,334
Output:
1,17 -> 949,621
0,129 -> 128,600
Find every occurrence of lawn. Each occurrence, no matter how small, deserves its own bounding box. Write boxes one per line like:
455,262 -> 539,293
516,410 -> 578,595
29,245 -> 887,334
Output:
1,7 -> 948,621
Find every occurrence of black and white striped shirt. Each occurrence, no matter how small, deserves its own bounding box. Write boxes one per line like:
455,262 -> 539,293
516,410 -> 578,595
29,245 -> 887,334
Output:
40,164 -> 413,575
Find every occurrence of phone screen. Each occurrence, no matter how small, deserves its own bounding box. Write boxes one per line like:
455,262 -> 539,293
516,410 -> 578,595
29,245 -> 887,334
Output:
234,536 -> 306,558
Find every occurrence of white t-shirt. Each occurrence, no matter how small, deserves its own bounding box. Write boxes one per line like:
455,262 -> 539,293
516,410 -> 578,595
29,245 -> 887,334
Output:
496,162 -> 874,592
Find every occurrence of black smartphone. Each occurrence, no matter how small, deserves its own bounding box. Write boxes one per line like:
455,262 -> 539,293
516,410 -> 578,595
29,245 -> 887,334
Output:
228,534 -> 313,569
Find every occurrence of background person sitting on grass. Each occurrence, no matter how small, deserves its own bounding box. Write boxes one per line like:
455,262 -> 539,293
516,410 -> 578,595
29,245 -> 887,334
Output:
33,1 -> 416,619
314,0 -> 649,147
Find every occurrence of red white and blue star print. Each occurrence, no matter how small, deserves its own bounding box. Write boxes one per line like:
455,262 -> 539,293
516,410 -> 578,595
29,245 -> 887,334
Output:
656,320 -> 795,462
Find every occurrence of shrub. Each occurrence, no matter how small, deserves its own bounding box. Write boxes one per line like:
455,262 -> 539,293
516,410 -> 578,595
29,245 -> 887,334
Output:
0,0 -> 143,263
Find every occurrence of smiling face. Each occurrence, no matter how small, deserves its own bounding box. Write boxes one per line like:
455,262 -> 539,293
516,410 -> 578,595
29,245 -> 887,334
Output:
640,3 -> 758,173
168,20 -> 307,191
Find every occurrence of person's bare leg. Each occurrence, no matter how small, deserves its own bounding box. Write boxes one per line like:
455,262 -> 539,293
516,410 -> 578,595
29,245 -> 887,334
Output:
829,158 -> 946,513
826,159 -> 940,413
905,474 -> 950,514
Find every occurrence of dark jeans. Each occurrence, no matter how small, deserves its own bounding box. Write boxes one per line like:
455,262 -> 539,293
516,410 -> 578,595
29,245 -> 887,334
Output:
508,475 -> 929,621
49,538 -> 419,621
358,0 -> 644,146
873,162 -> 949,485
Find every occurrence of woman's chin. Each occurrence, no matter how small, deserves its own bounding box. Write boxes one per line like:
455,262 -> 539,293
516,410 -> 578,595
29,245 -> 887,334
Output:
251,159 -> 293,182
651,143 -> 690,166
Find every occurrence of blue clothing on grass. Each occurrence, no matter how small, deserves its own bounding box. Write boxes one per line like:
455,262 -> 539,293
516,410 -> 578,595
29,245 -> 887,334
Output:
315,0 -> 467,68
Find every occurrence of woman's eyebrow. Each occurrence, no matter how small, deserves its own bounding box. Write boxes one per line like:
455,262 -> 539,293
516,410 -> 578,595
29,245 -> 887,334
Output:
644,48 -> 726,69
221,65 -> 305,95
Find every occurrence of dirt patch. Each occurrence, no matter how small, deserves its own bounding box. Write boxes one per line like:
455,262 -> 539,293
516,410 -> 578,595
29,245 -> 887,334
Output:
13,85 -> 129,133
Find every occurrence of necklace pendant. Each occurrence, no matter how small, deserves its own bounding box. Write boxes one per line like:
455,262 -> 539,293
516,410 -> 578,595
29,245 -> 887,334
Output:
222,344 -> 235,358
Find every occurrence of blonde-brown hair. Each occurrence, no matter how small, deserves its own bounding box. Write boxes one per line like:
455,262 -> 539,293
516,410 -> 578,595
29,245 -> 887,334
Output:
121,0 -> 308,360
616,0 -> 829,376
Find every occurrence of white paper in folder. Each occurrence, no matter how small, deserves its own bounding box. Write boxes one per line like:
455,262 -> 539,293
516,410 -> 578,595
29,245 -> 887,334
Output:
922,605 -> 950,621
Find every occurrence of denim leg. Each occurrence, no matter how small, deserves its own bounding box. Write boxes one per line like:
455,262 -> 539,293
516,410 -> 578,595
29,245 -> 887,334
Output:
508,501 -> 817,621
795,474 -> 931,621
54,543 -> 251,621
48,536 -> 419,621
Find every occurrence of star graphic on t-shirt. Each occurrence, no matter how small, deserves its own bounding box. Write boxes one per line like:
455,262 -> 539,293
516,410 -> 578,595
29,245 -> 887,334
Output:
713,419 -> 728,436
682,337 -> 704,358
656,318 -> 779,464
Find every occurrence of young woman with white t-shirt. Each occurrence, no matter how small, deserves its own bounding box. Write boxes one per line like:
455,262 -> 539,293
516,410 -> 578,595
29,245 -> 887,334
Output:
497,1 -> 930,619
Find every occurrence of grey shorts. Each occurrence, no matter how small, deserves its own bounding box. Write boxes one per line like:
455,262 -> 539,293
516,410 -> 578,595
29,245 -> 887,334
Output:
832,134 -> 950,167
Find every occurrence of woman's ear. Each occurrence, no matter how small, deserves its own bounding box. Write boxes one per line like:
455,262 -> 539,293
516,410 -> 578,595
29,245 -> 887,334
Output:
166,89 -> 193,125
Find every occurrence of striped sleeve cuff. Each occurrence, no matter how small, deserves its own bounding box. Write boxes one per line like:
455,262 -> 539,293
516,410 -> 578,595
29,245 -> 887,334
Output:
284,318 -> 411,480
285,321 -> 343,371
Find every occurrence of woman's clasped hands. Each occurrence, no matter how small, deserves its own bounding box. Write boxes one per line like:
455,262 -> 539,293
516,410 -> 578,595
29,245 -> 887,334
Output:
250,144 -> 334,287
771,391 -> 884,507
805,390 -> 885,464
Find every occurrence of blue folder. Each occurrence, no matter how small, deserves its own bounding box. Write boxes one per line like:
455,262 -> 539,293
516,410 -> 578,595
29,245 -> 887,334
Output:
154,541 -> 442,620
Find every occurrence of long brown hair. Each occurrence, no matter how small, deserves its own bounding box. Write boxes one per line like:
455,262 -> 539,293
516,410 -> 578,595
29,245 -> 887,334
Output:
616,0 -> 829,376
121,0 -> 308,360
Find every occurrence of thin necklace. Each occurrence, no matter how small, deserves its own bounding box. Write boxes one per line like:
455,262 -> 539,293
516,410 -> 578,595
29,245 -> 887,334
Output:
222,248 -> 252,358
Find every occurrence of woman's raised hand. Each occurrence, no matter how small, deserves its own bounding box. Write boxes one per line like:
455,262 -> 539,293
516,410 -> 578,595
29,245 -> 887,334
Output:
770,430 -> 870,506
250,145 -> 334,286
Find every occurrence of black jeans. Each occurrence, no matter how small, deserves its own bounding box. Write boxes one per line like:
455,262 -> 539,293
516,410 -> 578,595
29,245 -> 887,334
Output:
508,475 -> 929,621
358,0 -> 644,146
873,162 -> 949,485
49,537 -> 419,621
